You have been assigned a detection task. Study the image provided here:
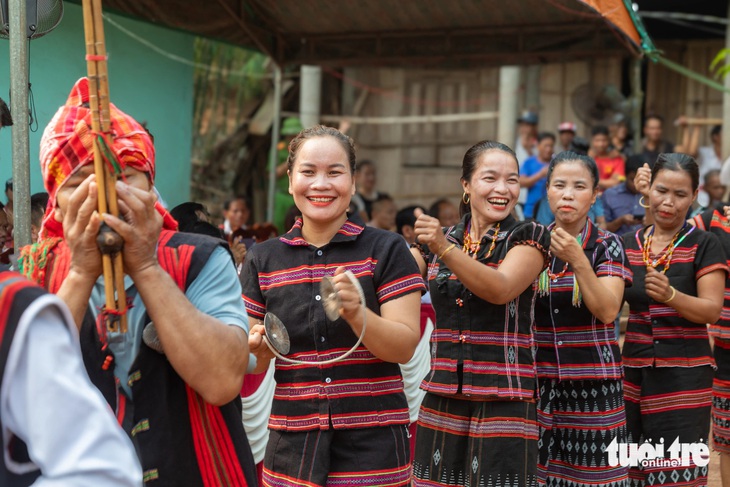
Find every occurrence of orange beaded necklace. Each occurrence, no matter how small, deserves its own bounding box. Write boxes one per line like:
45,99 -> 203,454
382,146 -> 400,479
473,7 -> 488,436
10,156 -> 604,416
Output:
641,224 -> 686,274
463,221 -> 500,259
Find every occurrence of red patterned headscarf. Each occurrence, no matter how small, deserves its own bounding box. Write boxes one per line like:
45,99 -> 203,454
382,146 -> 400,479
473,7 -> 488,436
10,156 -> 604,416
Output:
40,77 -> 155,216
20,78 -> 175,288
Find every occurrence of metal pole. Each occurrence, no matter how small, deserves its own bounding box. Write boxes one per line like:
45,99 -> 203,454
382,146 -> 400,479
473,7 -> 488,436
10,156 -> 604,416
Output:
9,0 -> 31,250
631,58 -> 644,153
266,64 -> 282,223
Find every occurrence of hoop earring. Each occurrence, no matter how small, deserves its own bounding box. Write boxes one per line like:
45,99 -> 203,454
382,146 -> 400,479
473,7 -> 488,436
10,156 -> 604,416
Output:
639,196 -> 650,209
462,192 -> 470,205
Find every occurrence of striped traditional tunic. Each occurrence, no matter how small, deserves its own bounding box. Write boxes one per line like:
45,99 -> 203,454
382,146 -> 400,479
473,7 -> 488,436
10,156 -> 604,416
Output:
622,224 -> 727,369
693,204 -> 730,454
534,219 -> 632,381
622,223 -> 728,487
240,216 -> 425,432
534,219 -> 632,487
420,214 -> 550,400
413,213 -> 549,487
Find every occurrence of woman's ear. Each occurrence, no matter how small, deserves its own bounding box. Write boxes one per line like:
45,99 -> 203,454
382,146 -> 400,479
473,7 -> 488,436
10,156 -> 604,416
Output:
461,178 -> 469,194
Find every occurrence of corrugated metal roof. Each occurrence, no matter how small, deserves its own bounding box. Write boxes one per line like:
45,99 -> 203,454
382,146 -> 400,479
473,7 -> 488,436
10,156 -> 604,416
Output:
83,0 -> 642,66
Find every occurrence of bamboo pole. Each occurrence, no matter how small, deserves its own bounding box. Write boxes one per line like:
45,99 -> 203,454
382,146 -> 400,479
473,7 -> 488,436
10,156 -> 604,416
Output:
82,0 -> 127,333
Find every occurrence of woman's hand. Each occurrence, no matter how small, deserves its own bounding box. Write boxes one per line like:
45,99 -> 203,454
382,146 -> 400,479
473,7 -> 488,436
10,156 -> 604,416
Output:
634,163 -> 651,198
549,227 -> 584,264
248,323 -> 275,362
332,266 -> 364,324
230,238 -> 247,266
644,266 -> 673,303
413,209 -> 449,256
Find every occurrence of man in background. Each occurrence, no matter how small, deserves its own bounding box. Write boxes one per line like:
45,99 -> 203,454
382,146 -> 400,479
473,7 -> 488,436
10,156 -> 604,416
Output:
641,115 -> 674,165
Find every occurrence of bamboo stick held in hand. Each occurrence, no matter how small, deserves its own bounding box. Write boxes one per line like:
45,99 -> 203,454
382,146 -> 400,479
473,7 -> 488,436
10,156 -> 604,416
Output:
82,0 -> 128,333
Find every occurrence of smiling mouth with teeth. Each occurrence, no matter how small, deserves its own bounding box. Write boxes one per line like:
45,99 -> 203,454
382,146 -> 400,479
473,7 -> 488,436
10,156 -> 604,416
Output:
309,197 -> 335,202
488,199 -> 509,205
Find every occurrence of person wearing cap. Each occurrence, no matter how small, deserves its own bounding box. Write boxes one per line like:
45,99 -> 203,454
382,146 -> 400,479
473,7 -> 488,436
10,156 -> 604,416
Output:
556,122 -> 577,153
19,78 -> 257,486
273,117 -> 304,233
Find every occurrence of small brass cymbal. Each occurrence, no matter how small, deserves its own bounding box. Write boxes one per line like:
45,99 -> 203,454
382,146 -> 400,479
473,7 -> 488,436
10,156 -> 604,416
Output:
264,312 -> 291,355
320,276 -> 342,321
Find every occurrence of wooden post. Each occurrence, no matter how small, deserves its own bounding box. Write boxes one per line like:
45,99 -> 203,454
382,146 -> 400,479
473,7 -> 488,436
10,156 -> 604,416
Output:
299,65 -> 321,129
631,58 -> 644,153
498,66 -> 520,148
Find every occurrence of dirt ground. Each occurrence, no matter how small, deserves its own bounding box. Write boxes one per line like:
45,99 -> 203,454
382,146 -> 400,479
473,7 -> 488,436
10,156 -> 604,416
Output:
709,452 -> 721,487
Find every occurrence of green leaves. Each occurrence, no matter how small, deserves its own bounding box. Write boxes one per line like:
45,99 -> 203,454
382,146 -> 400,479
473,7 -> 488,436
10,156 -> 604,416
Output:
710,49 -> 730,80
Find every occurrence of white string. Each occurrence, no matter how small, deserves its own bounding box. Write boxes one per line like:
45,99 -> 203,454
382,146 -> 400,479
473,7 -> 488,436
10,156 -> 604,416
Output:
101,14 -> 272,79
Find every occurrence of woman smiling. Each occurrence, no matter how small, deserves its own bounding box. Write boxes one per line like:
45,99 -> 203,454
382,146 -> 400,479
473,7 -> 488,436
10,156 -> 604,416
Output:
410,140 -> 550,487
241,125 -> 424,487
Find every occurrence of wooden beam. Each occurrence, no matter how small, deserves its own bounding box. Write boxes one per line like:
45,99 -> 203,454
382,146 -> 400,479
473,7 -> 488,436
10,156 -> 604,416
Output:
281,48 -> 628,69
287,21 -> 602,42
281,110 -> 499,125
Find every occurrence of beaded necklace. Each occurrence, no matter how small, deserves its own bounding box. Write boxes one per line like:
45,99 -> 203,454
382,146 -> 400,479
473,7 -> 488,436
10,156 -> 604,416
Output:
641,223 -> 687,274
537,222 -> 589,307
462,220 -> 500,259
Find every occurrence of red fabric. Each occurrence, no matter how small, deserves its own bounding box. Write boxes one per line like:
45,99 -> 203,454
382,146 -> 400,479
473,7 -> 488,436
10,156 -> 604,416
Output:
407,422 -> 418,462
186,385 -> 248,487
39,77 -> 156,237
420,302 -> 435,336
240,372 -> 267,397
595,155 -> 625,181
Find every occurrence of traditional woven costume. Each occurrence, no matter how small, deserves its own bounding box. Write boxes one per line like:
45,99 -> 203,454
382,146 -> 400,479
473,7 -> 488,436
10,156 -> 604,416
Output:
19,78 -> 257,487
0,271 -> 141,487
412,214 -> 549,487
534,219 -> 632,487
622,224 -> 728,486
240,216 -> 425,487
692,204 -> 730,455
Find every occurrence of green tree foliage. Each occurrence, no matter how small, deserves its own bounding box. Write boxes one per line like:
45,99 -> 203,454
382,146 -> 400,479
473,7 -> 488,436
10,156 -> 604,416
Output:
190,37 -> 268,214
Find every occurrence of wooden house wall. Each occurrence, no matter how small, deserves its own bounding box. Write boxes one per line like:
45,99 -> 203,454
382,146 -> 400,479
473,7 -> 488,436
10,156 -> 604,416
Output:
341,42 -> 724,210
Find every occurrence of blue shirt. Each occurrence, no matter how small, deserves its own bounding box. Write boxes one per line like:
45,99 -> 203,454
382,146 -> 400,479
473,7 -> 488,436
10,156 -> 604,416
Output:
522,156 -> 549,218
602,183 -> 643,235
92,247 -> 248,397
